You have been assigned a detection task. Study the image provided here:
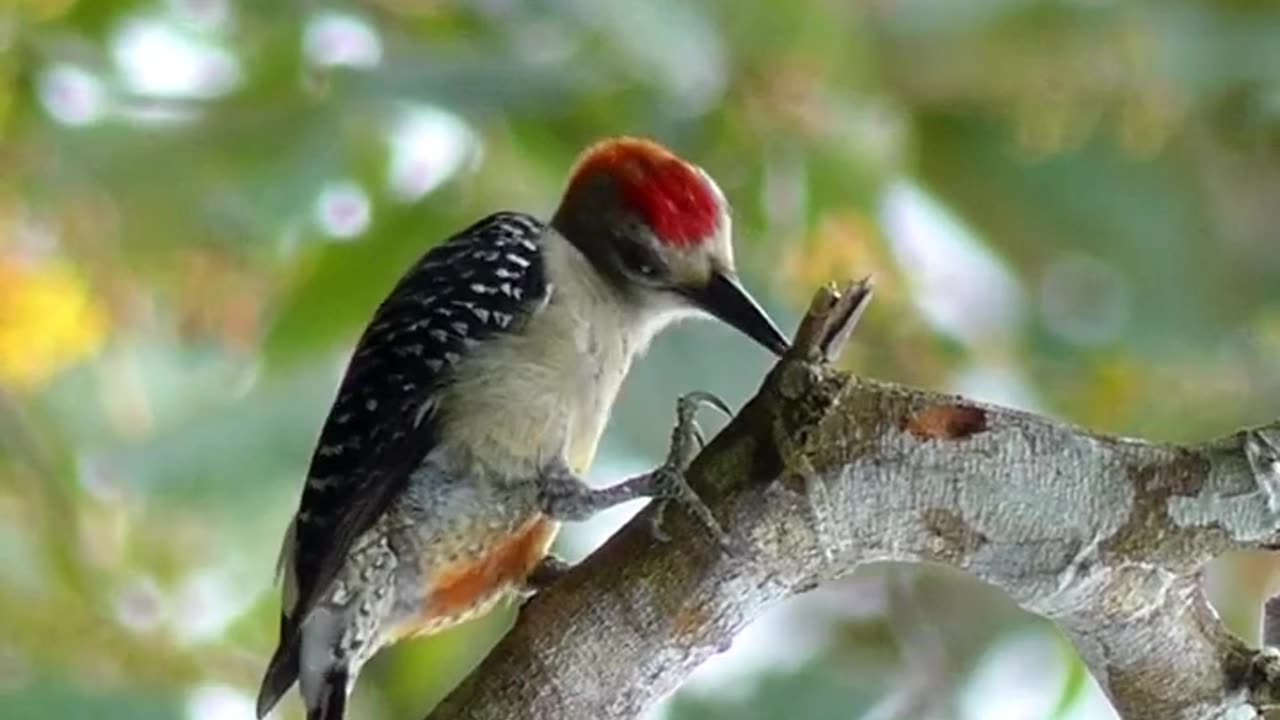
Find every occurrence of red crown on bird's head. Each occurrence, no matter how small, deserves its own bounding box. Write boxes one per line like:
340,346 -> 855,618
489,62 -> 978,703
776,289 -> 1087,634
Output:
566,137 -> 723,248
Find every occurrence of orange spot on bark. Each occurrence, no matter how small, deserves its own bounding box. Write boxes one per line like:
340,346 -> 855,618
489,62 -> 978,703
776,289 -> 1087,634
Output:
903,404 -> 988,440
424,515 -> 557,621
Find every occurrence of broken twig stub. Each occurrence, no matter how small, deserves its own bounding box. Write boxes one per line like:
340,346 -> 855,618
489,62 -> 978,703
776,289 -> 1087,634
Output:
789,277 -> 874,364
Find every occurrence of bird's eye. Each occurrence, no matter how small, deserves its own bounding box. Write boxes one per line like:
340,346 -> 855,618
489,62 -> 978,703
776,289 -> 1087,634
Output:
617,241 -> 664,280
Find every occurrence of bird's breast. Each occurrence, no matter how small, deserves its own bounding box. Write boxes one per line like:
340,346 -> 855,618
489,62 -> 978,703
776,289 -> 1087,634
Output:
433,297 -> 634,478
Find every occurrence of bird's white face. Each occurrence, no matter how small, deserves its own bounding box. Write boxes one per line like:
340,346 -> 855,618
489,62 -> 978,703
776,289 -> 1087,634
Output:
610,163 -> 787,356
555,137 -> 790,356
619,191 -> 734,294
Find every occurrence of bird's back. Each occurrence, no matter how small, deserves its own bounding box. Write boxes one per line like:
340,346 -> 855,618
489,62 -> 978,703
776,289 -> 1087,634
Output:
260,212 -> 555,718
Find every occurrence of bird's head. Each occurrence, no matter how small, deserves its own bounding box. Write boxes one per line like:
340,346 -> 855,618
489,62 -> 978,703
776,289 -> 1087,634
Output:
552,137 -> 789,356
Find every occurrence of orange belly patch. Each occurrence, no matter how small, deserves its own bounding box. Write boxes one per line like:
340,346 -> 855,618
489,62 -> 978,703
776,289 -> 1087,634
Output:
396,514 -> 557,639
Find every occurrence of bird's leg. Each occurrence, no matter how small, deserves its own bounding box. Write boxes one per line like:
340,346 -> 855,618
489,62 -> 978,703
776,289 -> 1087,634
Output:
537,391 -> 733,551
646,390 -> 728,543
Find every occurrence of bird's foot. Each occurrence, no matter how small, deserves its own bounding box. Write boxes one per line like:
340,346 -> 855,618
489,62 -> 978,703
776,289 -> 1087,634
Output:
647,391 -> 737,553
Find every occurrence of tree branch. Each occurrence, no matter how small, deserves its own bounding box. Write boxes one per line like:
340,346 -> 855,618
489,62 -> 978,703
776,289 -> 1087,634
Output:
426,281 -> 1280,720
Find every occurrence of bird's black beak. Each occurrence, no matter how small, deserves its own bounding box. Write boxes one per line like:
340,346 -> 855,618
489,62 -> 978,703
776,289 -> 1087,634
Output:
686,271 -> 790,356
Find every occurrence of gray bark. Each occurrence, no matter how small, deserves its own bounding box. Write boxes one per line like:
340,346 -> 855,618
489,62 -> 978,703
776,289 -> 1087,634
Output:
426,282 -> 1280,720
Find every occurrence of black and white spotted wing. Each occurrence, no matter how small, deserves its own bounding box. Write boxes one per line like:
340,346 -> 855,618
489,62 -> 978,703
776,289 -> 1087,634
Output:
283,211 -> 549,639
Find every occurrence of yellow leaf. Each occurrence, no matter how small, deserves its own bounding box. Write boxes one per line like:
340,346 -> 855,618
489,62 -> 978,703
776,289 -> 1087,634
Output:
0,258 -> 108,390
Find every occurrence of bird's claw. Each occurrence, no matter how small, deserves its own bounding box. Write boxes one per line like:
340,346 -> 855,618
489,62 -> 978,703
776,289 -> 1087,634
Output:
667,390 -> 732,470
649,391 -> 738,554
679,390 -> 733,421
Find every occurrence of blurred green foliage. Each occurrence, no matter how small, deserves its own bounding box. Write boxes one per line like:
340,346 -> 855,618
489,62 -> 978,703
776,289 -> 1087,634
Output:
3,0 -> 1280,719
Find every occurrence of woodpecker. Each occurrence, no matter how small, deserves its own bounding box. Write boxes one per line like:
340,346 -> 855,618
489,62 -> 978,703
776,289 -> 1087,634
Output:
256,137 -> 790,720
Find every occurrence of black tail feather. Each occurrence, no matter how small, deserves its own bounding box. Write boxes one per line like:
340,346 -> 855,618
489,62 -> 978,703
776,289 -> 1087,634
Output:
256,635 -> 300,719
306,668 -> 349,720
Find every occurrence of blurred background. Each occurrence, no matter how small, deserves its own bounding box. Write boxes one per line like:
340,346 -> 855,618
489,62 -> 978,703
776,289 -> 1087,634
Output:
3,0 -> 1280,718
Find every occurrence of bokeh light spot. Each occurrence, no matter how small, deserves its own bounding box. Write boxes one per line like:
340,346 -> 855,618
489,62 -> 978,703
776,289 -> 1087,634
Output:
112,575 -> 168,633
37,64 -> 106,127
387,105 -> 478,202
111,17 -> 241,99
1040,253 -> 1131,347
313,180 -> 372,240
303,12 -> 382,69
880,180 -> 1026,346
187,684 -> 256,720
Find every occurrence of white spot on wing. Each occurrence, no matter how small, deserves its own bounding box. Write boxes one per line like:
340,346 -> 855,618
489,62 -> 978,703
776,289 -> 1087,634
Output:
413,399 -> 434,427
